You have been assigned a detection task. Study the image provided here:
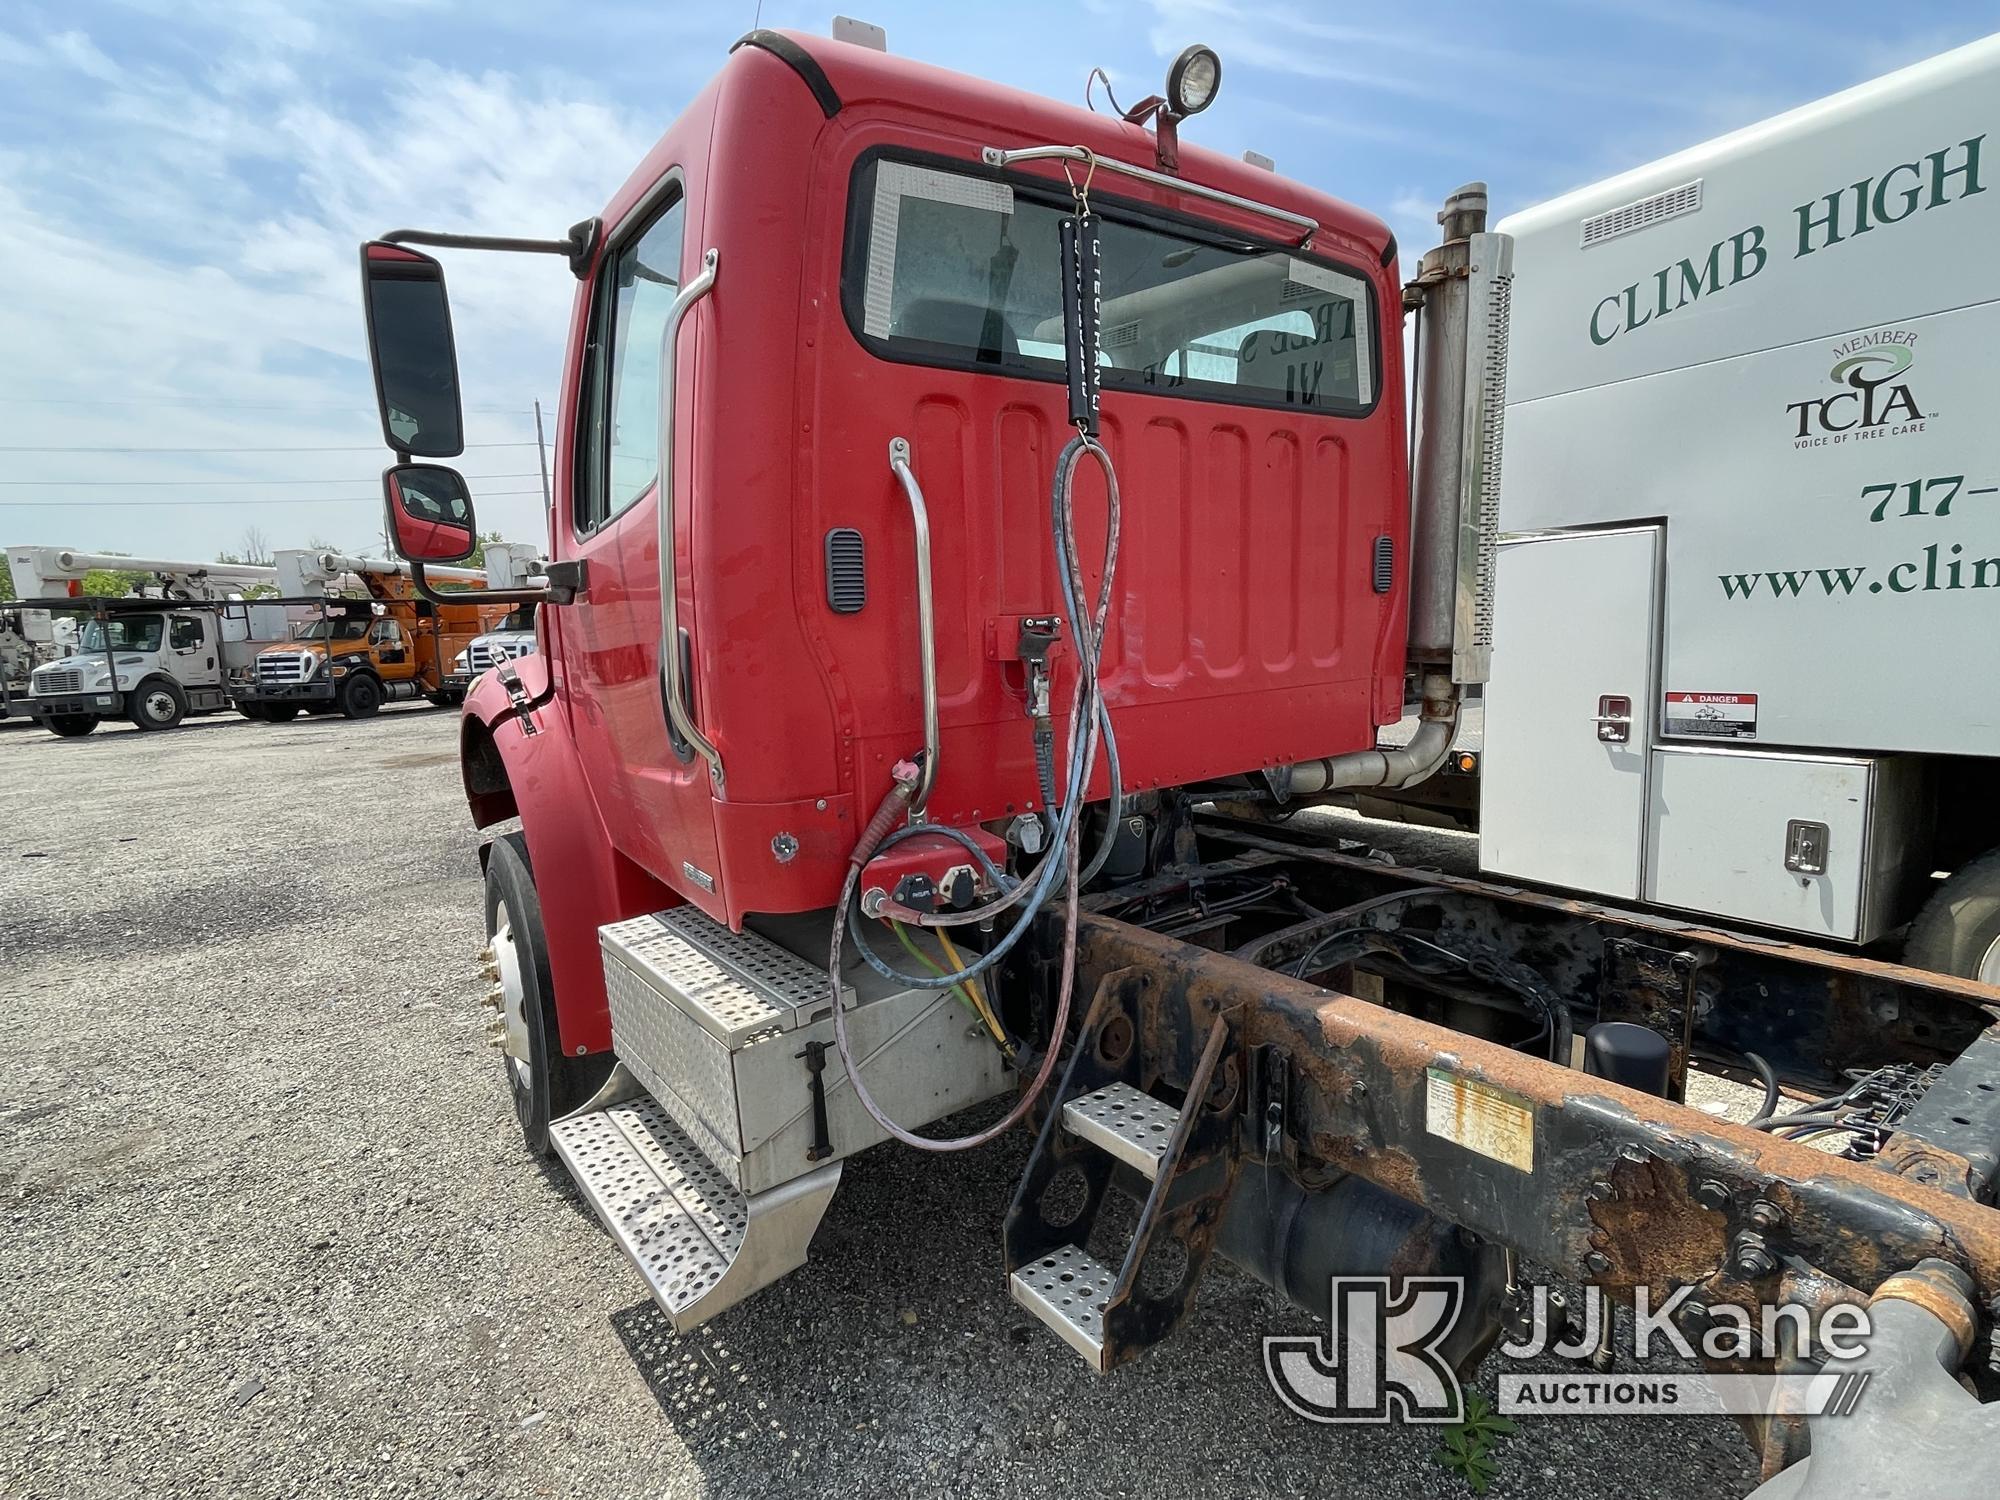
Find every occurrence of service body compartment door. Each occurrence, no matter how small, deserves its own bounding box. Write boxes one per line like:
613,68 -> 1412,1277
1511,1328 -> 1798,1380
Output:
1479,527 -> 1660,899
1644,747 -> 1922,943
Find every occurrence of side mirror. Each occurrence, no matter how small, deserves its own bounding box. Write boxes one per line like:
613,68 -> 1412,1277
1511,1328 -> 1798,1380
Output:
360,242 -> 465,459
383,464 -> 477,563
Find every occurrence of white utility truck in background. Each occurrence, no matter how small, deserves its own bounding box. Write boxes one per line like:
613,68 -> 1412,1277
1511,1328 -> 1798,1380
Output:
6,548 -> 289,735
436,544 -> 543,699
1,605 -> 64,720
442,603 -> 537,700
1474,36 -> 1999,979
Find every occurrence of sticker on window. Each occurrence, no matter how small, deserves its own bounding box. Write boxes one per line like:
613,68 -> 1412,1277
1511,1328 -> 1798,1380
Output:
864,163 -> 1015,339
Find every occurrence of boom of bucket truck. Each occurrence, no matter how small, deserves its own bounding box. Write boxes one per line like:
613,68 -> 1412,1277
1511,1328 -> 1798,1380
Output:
348,25 -> 2000,1496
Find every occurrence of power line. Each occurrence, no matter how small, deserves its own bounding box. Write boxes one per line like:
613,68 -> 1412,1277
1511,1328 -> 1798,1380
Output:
0,472 -> 545,486
0,442 -> 542,454
0,489 -> 547,509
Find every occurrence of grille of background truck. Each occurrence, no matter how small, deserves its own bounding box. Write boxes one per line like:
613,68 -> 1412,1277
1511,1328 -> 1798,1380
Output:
34,669 -> 82,694
467,639 -> 532,672
257,653 -> 314,684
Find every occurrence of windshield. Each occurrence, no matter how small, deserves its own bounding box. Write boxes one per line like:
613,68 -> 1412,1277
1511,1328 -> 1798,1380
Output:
79,616 -> 164,652
292,618 -> 371,642
846,159 -> 1376,414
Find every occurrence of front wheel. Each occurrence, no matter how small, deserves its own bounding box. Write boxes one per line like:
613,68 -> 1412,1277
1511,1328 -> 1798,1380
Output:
337,673 -> 382,719
45,713 -> 99,737
483,832 -> 601,1155
1906,849 -> 2000,984
264,705 -> 301,723
128,680 -> 187,732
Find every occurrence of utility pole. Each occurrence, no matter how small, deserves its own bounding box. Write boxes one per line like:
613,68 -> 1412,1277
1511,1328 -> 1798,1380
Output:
533,400 -> 552,509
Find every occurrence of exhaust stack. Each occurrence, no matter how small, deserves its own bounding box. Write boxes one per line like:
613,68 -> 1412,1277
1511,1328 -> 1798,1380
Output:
1280,185 -> 1513,799
1407,182 -> 1513,686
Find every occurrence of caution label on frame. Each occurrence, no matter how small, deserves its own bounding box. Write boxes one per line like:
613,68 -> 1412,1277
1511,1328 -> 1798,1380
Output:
1426,1068 -> 1535,1173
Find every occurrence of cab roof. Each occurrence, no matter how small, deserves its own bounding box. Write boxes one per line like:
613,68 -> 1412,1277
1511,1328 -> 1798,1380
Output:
601,28 -> 1397,273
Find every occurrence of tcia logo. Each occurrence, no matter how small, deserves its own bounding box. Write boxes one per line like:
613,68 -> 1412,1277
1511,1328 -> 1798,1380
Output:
1786,329 -> 1928,443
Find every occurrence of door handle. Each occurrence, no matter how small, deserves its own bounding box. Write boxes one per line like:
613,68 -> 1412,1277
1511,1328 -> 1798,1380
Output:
1591,695 -> 1633,743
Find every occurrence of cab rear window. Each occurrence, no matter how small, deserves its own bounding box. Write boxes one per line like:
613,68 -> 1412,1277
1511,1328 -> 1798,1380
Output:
843,156 -> 1377,416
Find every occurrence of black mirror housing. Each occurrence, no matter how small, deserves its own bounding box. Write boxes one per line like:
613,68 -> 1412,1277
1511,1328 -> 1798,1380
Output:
360,242 -> 466,459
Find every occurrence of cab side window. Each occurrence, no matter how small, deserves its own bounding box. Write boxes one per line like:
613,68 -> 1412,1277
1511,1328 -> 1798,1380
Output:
369,620 -> 404,649
170,617 -> 203,650
574,190 -> 687,533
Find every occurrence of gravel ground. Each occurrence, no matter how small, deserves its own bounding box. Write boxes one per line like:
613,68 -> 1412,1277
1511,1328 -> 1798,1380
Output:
1,709 -> 1757,1500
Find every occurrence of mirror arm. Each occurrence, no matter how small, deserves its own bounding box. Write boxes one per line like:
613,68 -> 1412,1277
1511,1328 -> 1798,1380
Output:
405,566 -> 571,609
381,218 -> 601,279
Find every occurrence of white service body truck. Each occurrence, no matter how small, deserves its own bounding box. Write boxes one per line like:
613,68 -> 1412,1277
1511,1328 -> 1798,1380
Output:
6,547 -> 289,735
1,606 -> 62,719
438,543 -> 542,697
1480,36 -> 1999,976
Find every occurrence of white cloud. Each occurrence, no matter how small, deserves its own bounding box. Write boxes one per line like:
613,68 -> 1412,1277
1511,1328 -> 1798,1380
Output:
0,13 -> 653,559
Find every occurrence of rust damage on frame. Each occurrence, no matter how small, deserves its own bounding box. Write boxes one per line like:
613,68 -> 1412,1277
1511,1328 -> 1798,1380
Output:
1074,914 -> 2000,1304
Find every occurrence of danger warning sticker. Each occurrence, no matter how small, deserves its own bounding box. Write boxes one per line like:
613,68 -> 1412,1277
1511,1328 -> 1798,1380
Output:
1664,691 -> 1758,740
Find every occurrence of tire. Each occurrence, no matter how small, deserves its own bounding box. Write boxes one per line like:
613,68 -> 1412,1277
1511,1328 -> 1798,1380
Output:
45,713 -> 99,737
483,831 -> 598,1155
1905,848 -> 2000,984
337,673 -> 383,719
128,679 -> 187,732
264,705 -> 301,723
236,703 -> 264,721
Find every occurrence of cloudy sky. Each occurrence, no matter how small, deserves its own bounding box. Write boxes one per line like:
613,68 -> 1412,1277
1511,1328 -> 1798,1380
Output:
1,0 -> 1993,564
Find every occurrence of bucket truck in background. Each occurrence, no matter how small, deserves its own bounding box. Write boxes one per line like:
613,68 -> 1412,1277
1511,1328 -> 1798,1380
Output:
232,548 -> 516,721
4,547 -> 288,735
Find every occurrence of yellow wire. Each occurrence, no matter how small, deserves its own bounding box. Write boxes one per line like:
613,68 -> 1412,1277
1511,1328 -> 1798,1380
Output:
938,927 -> 1012,1057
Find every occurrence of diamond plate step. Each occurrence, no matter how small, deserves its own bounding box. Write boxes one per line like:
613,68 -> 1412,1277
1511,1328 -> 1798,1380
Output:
551,1093 -> 841,1333
1009,1243 -> 1117,1371
1062,1081 -> 1179,1180
601,909 -> 851,1048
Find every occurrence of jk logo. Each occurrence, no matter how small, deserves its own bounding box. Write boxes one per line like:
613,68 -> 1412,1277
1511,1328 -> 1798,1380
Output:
1263,1277 -> 1466,1424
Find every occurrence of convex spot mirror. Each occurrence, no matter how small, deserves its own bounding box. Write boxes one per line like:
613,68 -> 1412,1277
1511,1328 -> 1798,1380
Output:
360,241 -> 466,459
383,463 -> 477,563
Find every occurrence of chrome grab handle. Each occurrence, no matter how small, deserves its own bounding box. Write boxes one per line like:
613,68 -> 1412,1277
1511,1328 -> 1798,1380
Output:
978,143 -> 1319,245
657,247 -> 723,790
887,436 -> 940,814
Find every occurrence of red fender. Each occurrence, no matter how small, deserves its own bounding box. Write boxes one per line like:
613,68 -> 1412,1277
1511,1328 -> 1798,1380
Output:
460,661 -> 674,1057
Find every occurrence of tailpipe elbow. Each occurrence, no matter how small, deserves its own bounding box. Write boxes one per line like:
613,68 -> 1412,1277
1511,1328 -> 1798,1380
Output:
1285,672 -> 1461,797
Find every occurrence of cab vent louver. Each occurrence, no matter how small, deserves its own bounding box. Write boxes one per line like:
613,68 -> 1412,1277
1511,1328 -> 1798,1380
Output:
1373,535 -> 1395,594
825,528 -> 866,613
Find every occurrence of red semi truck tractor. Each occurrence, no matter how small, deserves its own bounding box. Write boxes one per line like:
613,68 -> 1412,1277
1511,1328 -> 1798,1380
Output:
357,27 -> 2000,1494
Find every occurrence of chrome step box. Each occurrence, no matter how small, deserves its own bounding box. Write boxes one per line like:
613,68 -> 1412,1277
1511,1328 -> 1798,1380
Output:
599,908 -> 1010,1196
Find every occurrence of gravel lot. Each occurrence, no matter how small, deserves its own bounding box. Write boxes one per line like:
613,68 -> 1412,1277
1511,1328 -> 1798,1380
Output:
1,709 -> 1756,1500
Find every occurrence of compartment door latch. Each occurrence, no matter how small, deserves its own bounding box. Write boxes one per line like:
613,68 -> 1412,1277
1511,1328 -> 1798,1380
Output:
1592,694 -> 1633,743
1784,819 -> 1831,876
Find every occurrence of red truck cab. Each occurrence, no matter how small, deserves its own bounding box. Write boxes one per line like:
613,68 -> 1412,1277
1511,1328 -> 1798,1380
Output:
366,29 -> 1412,1061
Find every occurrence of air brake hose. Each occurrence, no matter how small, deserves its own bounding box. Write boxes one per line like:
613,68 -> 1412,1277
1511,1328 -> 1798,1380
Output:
828,433 -> 1121,1148
840,432 -> 1118,984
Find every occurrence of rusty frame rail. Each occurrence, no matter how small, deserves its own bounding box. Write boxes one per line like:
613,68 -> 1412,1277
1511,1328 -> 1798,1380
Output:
1074,916 -> 2000,1310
